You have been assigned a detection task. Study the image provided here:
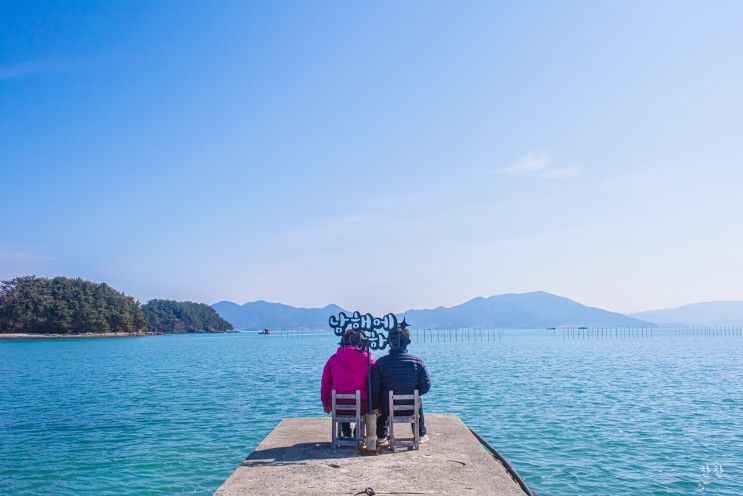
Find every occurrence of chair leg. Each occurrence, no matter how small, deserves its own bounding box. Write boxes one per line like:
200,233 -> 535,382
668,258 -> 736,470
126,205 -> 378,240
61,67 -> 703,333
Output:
388,390 -> 395,451
414,390 -> 420,450
389,421 -> 394,452
356,390 -> 361,448
331,420 -> 336,450
331,390 -> 337,450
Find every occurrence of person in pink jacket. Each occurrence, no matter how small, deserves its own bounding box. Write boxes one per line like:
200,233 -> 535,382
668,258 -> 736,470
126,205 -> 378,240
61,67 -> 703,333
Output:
321,329 -> 375,437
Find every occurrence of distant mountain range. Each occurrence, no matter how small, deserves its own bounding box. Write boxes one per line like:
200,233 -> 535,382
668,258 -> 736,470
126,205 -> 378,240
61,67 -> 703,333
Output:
212,300 -> 345,330
630,300 -> 743,327
213,291 -> 652,330
399,291 -> 649,329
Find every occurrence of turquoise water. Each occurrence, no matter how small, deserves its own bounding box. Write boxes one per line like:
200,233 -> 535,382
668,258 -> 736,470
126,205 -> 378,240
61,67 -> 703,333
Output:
1,330 -> 741,495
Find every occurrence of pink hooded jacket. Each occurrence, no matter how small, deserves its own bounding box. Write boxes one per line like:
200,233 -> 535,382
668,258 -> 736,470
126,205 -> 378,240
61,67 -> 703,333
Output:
321,345 -> 375,413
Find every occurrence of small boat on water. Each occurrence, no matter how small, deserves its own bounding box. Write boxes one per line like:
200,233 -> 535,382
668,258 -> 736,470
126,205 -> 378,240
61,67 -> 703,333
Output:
258,328 -> 271,335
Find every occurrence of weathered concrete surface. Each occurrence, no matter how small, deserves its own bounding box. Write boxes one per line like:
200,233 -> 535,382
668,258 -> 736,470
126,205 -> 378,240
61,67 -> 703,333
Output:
214,413 -> 527,496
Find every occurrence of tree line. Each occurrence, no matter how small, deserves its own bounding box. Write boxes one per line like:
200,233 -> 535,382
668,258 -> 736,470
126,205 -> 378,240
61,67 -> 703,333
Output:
0,276 -> 233,335
141,299 -> 233,333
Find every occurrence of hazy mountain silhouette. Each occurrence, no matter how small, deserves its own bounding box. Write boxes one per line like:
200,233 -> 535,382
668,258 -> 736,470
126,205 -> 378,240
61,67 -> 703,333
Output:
630,300 -> 743,326
213,291 -> 651,330
399,291 -> 650,329
211,300 -> 344,330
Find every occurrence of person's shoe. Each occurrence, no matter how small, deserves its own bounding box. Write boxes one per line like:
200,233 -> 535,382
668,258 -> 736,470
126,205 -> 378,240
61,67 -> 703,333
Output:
419,434 -> 429,444
377,436 -> 389,446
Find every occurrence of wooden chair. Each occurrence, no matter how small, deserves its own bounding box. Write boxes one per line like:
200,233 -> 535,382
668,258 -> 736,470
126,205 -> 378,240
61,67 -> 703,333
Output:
388,389 -> 420,451
331,390 -> 364,450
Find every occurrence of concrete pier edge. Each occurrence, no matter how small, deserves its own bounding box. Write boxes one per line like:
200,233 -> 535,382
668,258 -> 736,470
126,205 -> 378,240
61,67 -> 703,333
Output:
215,413 -> 530,495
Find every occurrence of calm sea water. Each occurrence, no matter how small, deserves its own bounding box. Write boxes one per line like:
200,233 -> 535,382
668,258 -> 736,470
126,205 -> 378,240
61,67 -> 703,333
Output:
1,330 -> 741,495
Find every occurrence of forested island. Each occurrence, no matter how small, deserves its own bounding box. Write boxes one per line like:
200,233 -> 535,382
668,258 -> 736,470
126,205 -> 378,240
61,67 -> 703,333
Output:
142,299 -> 233,333
0,276 -> 233,336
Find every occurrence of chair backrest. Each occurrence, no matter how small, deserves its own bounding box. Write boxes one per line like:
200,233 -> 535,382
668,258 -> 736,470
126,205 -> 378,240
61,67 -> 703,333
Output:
388,389 -> 420,450
332,390 -> 360,417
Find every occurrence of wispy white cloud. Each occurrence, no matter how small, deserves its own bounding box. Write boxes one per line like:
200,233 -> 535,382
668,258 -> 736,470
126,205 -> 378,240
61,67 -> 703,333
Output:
0,58 -> 80,80
495,153 -> 549,175
493,153 -> 579,178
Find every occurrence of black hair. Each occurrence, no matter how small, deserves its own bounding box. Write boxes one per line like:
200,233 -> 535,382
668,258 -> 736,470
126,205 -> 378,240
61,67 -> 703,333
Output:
340,329 -> 365,347
389,325 -> 411,349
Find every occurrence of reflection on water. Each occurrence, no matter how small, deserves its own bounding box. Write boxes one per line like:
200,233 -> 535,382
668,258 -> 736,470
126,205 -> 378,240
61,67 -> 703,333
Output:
1,330 -> 741,495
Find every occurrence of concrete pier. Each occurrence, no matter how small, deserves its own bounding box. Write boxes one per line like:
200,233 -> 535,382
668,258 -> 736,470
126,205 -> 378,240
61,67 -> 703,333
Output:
215,413 -> 528,496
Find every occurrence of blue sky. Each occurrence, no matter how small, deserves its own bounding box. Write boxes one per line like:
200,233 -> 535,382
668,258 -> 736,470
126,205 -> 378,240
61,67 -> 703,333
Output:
2,1 -> 742,314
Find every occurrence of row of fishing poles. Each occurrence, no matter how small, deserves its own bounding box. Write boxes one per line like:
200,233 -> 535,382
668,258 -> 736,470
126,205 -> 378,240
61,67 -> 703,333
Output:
274,328 -> 507,342
269,326 -> 743,341
411,327 -> 743,340
554,327 -> 654,339
413,327 -> 743,341
412,328 -> 504,342
553,326 -> 743,339
672,325 -> 743,336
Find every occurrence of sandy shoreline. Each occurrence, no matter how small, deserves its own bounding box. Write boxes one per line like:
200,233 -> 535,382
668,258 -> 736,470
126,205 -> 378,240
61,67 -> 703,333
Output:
0,330 -> 238,340
0,332 -> 156,340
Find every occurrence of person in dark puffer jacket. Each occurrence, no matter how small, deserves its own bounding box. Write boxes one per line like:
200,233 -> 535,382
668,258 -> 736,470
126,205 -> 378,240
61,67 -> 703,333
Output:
371,324 -> 431,443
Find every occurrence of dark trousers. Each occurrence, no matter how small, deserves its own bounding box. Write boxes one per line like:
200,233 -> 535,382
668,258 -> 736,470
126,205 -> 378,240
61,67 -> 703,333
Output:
376,404 -> 426,438
340,422 -> 356,437
337,401 -> 368,437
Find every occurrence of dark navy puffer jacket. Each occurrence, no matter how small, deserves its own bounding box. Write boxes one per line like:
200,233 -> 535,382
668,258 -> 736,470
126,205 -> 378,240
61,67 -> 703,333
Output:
371,348 -> 431,412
